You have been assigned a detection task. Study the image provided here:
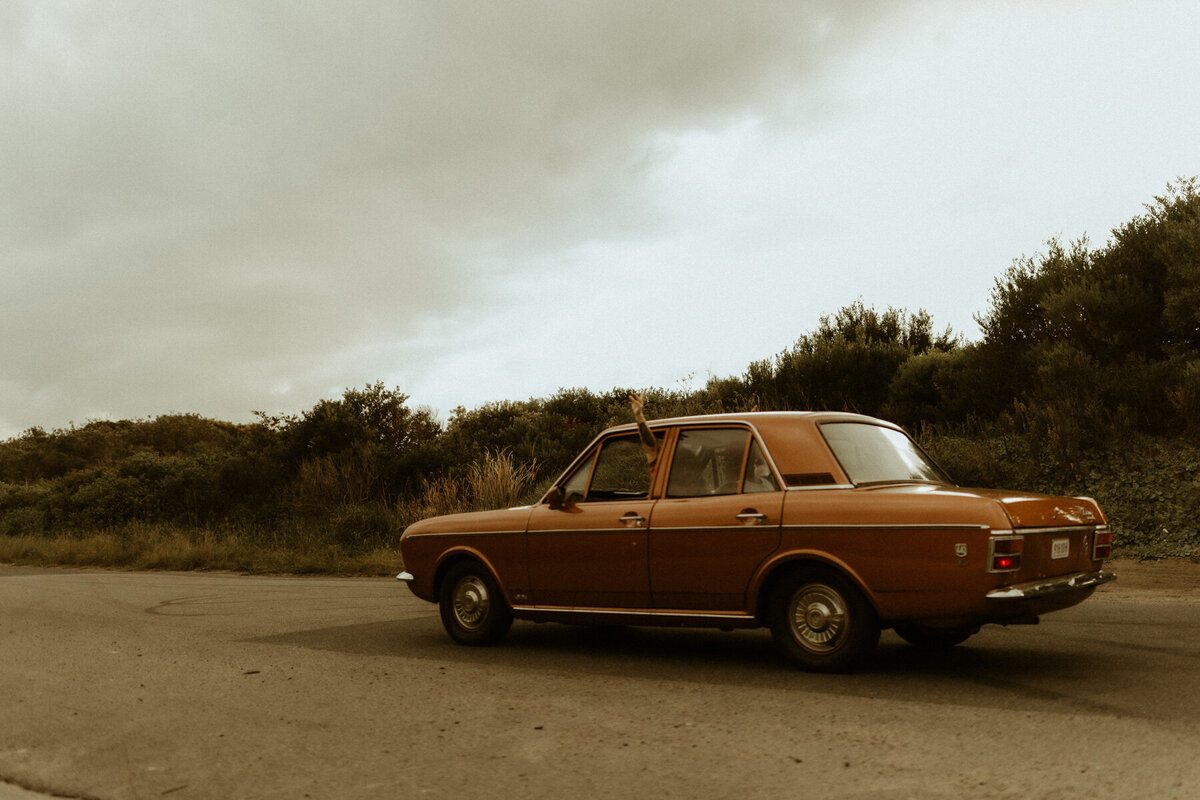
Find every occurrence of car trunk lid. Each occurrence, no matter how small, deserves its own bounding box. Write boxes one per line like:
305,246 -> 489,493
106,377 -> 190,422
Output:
977,492 -> 1106,579
993,494 -> 1103,527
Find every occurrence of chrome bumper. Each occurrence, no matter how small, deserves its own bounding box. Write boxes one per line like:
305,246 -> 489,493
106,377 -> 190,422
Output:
396,571 -> 414,582
986,569 -> 1116,599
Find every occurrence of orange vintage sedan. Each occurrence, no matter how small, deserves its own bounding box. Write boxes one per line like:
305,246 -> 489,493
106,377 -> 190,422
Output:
398,412 -> 1115,672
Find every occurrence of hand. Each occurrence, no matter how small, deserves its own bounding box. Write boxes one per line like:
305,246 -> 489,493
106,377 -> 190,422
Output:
628,391 -> 646,420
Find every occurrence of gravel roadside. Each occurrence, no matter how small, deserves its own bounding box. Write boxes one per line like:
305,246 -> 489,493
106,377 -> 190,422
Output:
1098,556 -> 1200,601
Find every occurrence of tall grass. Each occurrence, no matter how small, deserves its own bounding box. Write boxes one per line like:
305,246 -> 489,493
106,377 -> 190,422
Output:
468,448 -> 540,509
0,522 -> 404,575
399,448 -> 541,522
0,449 -> 547,575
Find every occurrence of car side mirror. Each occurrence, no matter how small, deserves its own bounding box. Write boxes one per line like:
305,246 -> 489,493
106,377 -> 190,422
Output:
546,486 -> 580,510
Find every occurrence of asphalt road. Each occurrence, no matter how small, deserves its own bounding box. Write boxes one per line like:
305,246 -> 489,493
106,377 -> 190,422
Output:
1,561 -> 1198,800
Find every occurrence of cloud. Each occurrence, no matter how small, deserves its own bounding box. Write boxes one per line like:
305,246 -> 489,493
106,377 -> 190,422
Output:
1,1 -> 902,436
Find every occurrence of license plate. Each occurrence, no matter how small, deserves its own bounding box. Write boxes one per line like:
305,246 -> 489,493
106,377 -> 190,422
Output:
1051,538 -> 1070,559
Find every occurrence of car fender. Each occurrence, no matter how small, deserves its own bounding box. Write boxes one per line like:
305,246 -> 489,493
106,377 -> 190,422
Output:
432,545 -> 514,606
748,549 -> 881,621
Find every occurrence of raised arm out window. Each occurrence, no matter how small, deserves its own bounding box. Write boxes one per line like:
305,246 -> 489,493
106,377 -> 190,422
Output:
562,432 -> 665,502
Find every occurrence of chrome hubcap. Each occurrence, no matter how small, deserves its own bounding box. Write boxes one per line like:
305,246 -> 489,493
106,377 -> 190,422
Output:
788,585 -> 847,653
452,576 -> 490,630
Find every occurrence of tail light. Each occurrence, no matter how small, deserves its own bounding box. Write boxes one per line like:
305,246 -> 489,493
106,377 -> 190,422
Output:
1092,526 -> 1112,560
988,534 -> 1024,573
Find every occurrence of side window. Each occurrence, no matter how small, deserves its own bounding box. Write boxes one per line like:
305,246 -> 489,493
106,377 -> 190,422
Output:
742,439 -> 780,494
567,434 -> 660,502
560,451 -> 594,502
666,428 -> 751,498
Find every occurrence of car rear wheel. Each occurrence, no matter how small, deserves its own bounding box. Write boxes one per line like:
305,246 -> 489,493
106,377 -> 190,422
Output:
439,561 -> 513,646
769,567 -> 879,673
893,622 -> 976,649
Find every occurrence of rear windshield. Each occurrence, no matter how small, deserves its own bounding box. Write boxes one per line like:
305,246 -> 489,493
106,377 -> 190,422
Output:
819,422 -> 948,485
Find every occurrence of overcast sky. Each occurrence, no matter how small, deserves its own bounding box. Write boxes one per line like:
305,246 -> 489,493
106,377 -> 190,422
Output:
3,1 -> 1199,440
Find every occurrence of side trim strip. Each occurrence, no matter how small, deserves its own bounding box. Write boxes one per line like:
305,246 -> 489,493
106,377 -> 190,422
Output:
411,523 -> 993,538
652,525 -> 777,532
526,528 -> 646,535
404,530 -> 525,539
783,524 -> 990,531
510,605 -> 751,621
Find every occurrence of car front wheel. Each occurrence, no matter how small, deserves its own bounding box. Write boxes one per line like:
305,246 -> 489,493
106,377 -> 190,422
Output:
769,567 -> 879,673
439,561 -> 513,646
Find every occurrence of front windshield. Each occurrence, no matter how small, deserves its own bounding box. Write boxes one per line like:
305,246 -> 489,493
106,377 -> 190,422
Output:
820,422 -> 949,485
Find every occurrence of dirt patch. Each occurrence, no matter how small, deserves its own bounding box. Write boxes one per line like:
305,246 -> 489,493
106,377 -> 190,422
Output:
1097,556 -> 1200,602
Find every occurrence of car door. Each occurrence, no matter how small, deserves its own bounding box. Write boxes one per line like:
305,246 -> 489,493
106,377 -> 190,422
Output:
648,427 -> 783,611
525,433 -> 657,609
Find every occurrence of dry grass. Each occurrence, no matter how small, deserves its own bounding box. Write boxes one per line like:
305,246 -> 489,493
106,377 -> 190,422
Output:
0,523 -> 404,576
468,448 -> 539,510
0,444 -> 541,576
399,448 -> 541,522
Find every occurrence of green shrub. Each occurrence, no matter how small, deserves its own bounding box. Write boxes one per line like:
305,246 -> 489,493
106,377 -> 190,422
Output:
328,503 -> 401,551
1169,360 -> 1200,442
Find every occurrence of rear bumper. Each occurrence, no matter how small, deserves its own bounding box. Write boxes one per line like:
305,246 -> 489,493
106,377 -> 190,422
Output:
985,569 -> 1116,600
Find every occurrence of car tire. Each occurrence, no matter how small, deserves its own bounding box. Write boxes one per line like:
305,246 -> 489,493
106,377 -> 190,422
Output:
438,561 -> 513,646
769,567 -> 879,673
893,622 -> 976,649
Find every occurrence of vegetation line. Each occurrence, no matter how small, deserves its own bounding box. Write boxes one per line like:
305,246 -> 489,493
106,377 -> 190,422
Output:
3,181 -> 1199,571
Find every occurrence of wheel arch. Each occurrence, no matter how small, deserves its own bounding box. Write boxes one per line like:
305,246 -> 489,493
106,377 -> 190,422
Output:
751,552 -> 880,625
432,547 -> 511,606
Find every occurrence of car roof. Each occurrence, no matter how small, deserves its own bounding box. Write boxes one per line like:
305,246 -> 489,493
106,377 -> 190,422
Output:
602,410 -> 899,434
560,411 -> 901,491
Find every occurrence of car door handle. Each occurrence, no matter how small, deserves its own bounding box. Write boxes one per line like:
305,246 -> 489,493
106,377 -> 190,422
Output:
736,511 -> 767,525
619,513 -> 646,528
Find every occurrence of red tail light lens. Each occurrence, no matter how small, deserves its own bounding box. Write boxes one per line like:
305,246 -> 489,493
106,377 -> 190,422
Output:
1093,526 -> 1112,560
988,534 -> 1024,573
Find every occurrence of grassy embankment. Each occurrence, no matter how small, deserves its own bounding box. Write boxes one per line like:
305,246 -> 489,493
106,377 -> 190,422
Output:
0,446 -> 544,575
0,525 -> 403,575
2,430 -> 1197,575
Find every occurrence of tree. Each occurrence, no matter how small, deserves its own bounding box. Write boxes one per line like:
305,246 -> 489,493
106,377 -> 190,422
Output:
751,301 -> 956,416
974,178 -> 1200,436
